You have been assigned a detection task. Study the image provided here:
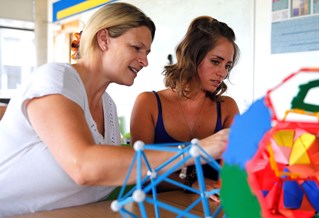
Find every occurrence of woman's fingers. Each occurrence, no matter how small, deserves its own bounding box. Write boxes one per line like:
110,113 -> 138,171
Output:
209,193 -> 220,202
200,128 -> 230,159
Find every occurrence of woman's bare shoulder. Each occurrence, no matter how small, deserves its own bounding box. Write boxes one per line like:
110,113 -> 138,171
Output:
220,95 -> 237,104
135,91 -> 156,101
219,95 -> 239,113
135,89 -> 172,107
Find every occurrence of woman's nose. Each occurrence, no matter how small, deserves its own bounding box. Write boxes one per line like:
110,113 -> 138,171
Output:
138,53 -> 148,67
217,66 -> 228,79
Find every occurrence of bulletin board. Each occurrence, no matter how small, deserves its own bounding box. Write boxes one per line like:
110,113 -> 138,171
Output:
271,0 -> 319,54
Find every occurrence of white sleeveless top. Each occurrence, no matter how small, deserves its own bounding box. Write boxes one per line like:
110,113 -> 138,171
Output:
0,63 -> 121,216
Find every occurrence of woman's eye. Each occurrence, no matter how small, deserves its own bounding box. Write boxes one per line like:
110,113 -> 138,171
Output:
211,60 -> 219,65
132,46 -> 141,51
226,65 -> 232,71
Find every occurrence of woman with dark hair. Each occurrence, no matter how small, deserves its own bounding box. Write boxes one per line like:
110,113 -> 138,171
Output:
130,16 -> 240,201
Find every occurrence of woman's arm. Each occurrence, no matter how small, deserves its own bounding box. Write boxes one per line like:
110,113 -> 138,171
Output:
130,92 -> 158,145
221,96 -> 240,128
27,94 -> 172,186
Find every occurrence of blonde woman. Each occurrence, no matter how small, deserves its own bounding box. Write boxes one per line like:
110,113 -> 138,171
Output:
0,3 -> 230,216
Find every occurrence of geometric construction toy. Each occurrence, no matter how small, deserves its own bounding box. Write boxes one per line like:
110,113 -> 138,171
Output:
221,68 -> 319,218
111,139 -> 223,217
111,68 -> 318,217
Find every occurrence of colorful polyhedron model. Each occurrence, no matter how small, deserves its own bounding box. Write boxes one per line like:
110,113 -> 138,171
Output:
221,68 -> 319,218
110,139 -> 223,218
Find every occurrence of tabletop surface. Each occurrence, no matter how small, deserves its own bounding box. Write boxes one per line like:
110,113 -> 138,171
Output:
9,190 -> 224,218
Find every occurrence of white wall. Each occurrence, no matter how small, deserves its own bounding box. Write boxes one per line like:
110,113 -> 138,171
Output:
107,0 -> 255,132
47,0 -> 319,133
0,0 -> 34,21
254,1 -> 319,101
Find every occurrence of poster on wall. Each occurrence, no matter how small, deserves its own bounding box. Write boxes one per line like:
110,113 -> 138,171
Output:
271,0 -> 319,54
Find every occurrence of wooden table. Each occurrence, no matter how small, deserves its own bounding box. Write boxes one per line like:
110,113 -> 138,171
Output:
0,103 -> 7,120
9,191 -> 223,218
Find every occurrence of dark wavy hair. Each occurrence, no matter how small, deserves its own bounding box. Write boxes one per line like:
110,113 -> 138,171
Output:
163,16 -> 240,100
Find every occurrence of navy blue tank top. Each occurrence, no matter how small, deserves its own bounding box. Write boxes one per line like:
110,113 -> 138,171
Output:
153,91 -> 222,180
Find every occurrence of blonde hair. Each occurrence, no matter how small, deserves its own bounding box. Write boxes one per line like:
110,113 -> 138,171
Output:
79,2 -> 155,60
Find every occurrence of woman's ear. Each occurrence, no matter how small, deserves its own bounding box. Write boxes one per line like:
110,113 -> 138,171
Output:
97,29 -> 109,51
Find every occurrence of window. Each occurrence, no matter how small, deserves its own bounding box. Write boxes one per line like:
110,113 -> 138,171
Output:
0,19 -> 35,99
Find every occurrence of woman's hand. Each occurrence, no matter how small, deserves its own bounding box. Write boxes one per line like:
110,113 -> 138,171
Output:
199,128 -> 229,159
193,179 -> 220,202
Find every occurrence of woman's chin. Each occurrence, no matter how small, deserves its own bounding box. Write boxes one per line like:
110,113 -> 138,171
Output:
122,80 -> 135,87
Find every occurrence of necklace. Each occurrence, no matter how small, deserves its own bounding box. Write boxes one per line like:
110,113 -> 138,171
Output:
177,94 -> 207,140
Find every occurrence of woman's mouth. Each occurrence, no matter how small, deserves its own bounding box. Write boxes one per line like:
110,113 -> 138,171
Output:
129,66 -> 138,75
210,80 -> 221,87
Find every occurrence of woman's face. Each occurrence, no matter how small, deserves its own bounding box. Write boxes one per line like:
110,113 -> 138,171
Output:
102,26 -> 153,86
197,38 -> 234,93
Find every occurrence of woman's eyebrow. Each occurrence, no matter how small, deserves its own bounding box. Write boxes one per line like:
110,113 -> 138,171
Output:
211,55 -> 233,63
